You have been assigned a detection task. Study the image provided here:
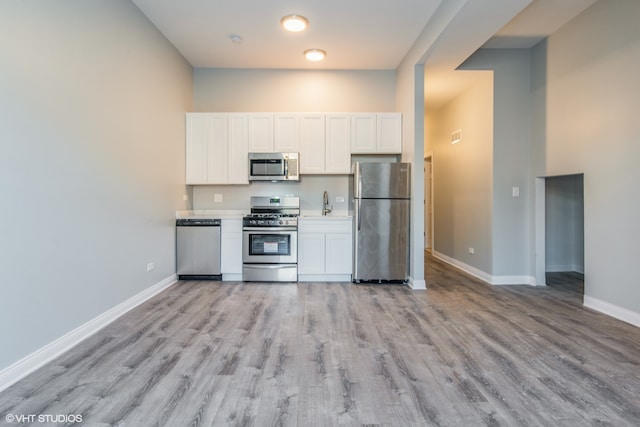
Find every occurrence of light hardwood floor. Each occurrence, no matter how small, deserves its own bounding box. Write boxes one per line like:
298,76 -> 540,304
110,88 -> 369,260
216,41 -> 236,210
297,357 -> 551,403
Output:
1,253 -> 639,426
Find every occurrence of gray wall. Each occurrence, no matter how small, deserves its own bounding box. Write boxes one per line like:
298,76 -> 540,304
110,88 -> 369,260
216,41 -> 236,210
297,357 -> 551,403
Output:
0,1 -> 193,370
427,73 -> 494,273
426,0 -> 640,316
534,0 -> 640,312
460,49 -> 533,278
193,68 -> 396,113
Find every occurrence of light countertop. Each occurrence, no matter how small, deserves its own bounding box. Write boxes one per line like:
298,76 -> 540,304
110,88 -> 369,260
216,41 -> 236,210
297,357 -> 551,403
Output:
176,210 -> 246,219
176,210 -> 352,220
299,212 -> 352,220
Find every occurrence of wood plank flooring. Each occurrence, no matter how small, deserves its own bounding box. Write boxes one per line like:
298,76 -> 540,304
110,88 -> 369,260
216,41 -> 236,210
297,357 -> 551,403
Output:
1,253 -> 639,426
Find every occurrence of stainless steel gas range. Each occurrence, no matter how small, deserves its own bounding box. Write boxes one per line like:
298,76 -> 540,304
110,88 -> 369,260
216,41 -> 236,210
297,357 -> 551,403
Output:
242,196 -> 299,282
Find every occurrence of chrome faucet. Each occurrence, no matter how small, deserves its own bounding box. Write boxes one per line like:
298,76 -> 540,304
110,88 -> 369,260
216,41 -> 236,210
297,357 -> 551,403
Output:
322,191 -> 333,216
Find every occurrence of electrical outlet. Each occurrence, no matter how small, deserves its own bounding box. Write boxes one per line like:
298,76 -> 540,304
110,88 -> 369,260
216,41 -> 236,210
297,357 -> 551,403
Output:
183,194 -> 188,201
336,196 -> 345,203
146,262 -> 154,272
512,187 -> 520,197
468,247 -> 475,255
214,194 -> 223,203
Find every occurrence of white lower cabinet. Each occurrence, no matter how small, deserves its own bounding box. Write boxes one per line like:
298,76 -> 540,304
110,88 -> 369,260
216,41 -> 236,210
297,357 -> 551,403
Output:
298,218 -> 353,282
221,218 -> 243,281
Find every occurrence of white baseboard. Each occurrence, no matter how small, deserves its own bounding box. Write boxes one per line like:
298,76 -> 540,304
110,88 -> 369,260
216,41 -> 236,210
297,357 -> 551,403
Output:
0,274 -> 177,393
409,277 -> 426,290
431,251 -> 537,286
298,274 -> 352,282
583,296 -> 640,328
546,264 -> 584,274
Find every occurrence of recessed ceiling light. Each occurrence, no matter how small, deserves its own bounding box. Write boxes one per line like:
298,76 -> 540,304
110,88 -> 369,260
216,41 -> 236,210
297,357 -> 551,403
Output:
281,15 -> 308,32
304,49 -> 326,61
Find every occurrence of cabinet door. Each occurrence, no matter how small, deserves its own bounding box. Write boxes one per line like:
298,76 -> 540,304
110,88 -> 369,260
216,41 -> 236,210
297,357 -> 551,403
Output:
227,114 -> 249,184
350,114 -> 377,153
274,114 -> 299,152
248,113 -> 274,152
186,113 -> 227,184
298,233 -> 325,274
206,114 -> 229,183
326,233 -> 353,274
299,114 -> 326,174
221,219 -> 243,274
325,114 -> 351,174
377,113 -> 402,153
185,114 -> 209,184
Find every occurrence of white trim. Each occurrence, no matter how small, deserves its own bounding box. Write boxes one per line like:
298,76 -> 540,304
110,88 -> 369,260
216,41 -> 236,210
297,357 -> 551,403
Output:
492,275 -> 538,286
0,274 -> 177,393
534,177 -> 547,288
298,274 -> 352,282
409,277 -> 426,290
546,264 -> 584,273
432,251 -> 538,286
432,251 -> 492,283
583,296 -> 640,328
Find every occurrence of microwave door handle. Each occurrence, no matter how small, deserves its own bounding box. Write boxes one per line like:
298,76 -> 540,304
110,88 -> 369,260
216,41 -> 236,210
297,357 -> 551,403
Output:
283,160 -> 288,178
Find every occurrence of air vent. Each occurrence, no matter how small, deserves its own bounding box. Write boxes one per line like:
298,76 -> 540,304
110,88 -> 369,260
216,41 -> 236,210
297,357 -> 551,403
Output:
451,129 -> 462,144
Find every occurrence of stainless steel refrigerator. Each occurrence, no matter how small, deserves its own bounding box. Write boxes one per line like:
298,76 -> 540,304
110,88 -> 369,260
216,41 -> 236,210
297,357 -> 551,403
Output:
352,162 -> 411,282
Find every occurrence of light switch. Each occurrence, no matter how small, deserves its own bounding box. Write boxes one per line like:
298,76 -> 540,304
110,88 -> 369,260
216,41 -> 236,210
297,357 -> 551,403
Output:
336,196 -> 345,203
512,187 -> 520,197
214,194 -> 223,203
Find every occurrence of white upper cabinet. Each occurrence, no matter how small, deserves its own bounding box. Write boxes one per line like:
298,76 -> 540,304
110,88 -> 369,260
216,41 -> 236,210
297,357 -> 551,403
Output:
227,114 -> 249,184
247,113 -> 274,152
299,114 -> 351,175
186,112 -> 402,184
350,114 -> 377,153
377,113 -> 402,153
325,114 -> 352,174
185,113 -> 248,185
299,114 -> 326,174
185,113 -> 209,184
186,113 -> 228,184
274,114 -> 300,152
350,113 -> 402,154
248,113 -> 302,152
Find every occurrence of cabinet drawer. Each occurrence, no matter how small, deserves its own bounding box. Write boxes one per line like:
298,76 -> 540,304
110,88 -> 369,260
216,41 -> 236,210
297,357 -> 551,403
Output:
299,218 -> 352,234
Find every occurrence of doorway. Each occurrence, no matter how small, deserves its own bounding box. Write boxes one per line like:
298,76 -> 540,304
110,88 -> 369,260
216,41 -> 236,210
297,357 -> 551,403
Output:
535,174 -> 584,294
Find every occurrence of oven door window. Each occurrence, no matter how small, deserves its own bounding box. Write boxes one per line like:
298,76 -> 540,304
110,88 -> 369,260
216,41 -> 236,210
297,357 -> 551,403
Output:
249,233 -> 291,256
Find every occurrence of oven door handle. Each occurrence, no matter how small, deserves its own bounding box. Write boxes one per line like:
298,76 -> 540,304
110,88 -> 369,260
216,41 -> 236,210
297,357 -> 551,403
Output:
242,227 -> 297,232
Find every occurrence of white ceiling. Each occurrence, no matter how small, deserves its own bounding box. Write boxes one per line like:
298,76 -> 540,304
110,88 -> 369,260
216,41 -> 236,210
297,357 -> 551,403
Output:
131,0 -> 598,106
131,0 -> 442,70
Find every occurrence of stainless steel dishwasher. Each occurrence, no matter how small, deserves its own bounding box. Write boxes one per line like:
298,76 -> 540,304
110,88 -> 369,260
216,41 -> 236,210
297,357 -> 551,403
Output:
176,218 -> 222,280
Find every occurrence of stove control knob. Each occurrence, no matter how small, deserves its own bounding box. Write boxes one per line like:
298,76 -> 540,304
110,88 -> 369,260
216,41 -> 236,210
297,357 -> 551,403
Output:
279,220 -> 284,225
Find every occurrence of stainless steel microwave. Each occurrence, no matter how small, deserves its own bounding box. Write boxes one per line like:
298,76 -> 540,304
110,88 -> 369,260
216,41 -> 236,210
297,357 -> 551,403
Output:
248,152 -> 299,182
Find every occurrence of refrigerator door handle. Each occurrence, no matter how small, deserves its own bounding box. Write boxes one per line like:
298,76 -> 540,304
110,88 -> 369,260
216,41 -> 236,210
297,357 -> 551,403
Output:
357,198 -> 362,231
